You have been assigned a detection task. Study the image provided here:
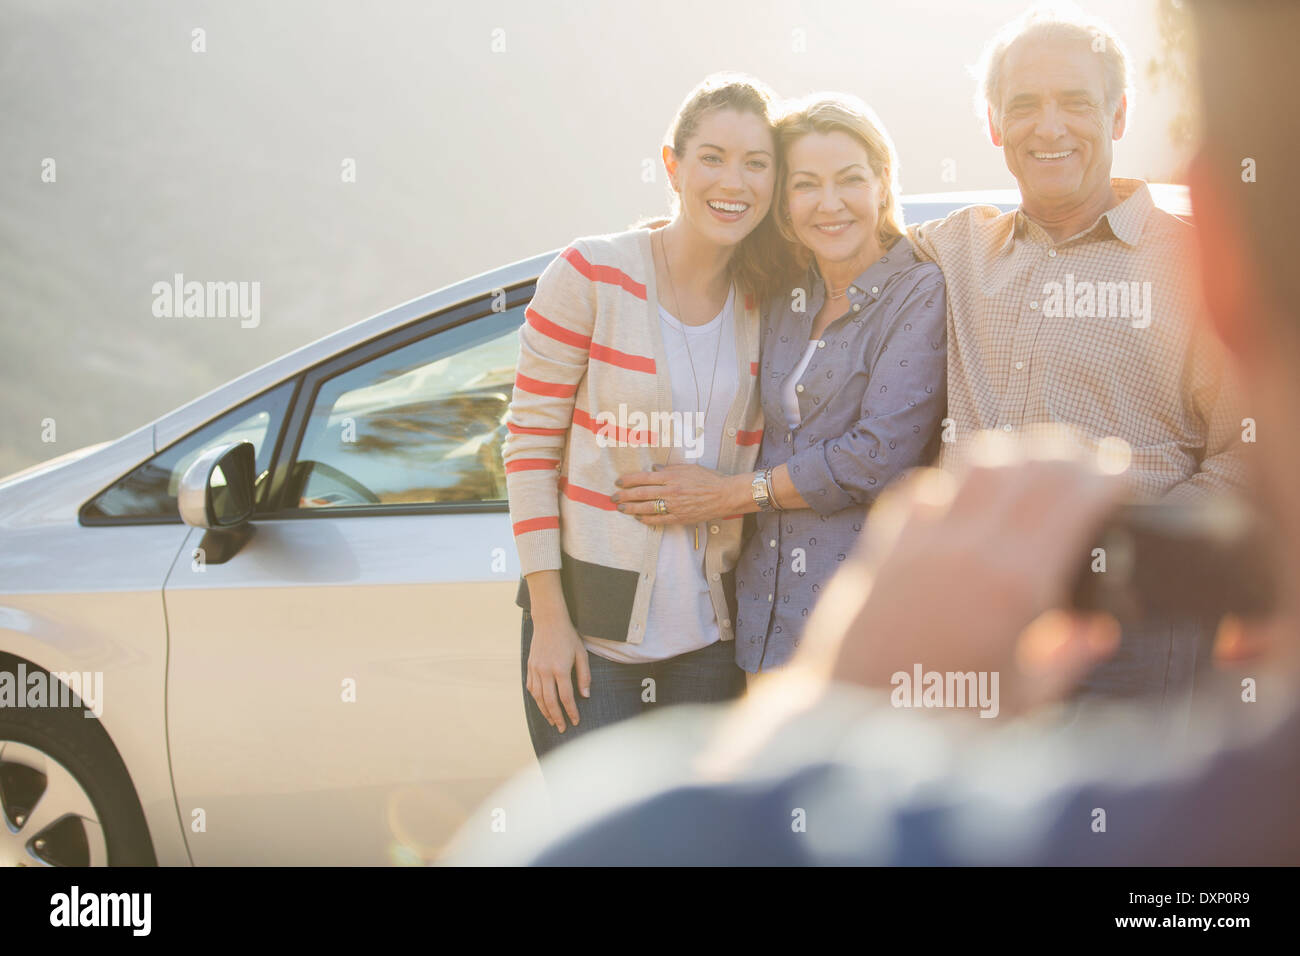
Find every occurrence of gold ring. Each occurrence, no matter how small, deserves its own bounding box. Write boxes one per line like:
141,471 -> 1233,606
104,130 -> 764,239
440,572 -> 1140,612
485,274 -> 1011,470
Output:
655,498 -> 668,515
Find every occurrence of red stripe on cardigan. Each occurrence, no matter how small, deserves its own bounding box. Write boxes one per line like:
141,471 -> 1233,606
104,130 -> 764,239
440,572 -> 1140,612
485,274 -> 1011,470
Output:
512,516 -> 559,535
526,307 -> 591,350
507,421 -> 567,436
590,342 -> 656,373
561,246 -> 647,300
750,361 -> 758,375
505,458 -> 560,474
745,293 -> 756,311
572,408 -> 657,446
736,429 -> 763,446
558,477 -> 617,511
515,371 -> 578,398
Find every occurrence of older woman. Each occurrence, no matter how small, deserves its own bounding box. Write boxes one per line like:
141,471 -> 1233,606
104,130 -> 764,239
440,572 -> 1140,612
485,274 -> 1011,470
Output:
612,92 -> 947,676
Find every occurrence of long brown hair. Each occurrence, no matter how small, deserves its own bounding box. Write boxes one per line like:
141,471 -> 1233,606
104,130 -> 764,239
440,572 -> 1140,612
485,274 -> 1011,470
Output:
634,73 -> 800,305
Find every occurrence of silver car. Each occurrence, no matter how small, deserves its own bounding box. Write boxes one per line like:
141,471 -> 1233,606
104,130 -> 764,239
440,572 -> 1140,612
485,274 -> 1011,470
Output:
0,190 -> 1187,866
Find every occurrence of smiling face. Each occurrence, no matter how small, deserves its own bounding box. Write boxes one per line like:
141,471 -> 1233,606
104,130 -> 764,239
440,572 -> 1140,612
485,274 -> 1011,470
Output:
665,107 -> 776,247
990,34 -> 1125,218
784,129 -> 886,268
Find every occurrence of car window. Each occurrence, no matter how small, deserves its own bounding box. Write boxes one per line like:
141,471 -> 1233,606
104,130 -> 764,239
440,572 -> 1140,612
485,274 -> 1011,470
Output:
82,380 -> 295,521
287,307 -> 522,510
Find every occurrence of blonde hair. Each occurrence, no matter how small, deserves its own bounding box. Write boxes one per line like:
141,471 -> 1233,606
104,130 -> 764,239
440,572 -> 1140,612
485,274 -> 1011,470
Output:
633,72 -> 799,304
773,93 -> 904,275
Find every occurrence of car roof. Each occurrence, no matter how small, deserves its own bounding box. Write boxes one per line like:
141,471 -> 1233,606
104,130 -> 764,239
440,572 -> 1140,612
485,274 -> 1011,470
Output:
151,249 -> 556,449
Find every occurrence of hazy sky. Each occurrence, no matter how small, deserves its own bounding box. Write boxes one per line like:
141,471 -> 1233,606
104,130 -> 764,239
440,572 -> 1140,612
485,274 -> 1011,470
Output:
0,0 -> 1189,474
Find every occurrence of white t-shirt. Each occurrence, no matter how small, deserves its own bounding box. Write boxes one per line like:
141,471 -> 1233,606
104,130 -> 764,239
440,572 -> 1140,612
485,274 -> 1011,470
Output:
782,339 -> 819,428
584,285 -> 739,663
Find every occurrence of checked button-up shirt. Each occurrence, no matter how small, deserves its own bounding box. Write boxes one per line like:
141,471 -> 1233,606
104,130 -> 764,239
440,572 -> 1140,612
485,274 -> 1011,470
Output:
908,178 -> 1249,502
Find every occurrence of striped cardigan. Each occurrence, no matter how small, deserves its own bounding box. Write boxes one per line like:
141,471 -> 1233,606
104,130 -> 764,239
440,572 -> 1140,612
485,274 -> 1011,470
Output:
504,227 -> 764,645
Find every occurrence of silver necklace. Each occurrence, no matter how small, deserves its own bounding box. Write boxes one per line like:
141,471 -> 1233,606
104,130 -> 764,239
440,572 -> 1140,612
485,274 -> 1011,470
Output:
658,228 -> 726,551
657,229 -> 724,442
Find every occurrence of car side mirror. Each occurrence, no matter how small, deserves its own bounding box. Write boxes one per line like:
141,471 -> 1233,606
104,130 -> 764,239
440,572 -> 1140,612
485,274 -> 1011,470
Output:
178,440 -> 256,530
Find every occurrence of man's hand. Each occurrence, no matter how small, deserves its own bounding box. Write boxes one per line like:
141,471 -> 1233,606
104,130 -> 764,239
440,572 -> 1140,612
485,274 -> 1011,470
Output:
798,446 -> 1128,717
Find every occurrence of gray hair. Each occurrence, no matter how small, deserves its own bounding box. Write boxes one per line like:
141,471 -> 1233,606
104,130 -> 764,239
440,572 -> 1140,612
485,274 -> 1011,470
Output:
974,3 -> 1132,129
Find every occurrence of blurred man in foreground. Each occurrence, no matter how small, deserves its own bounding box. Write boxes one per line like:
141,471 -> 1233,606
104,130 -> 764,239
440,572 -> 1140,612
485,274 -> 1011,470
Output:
447,0 -> 1299,865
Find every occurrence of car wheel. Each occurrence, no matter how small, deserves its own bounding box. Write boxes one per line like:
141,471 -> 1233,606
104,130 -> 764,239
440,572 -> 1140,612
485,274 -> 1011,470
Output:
0,690 -> 155,867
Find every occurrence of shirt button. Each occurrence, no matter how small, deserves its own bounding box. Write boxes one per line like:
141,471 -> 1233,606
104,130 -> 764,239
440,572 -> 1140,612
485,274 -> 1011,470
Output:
726,426 -> 736,436
769,539 -> 776,548
852,303 -> 861,311
722,619 -> 731,629
709,524 -> 719,534
849,286 -> 858,294
817,340 -> 826,349
795,384 -> 805,393
712,572 -> 720,581
767,593 -> 773,602
870,286 -> 879,294
1048,249 -> 1058,258
1014,361 -> 1024,370
1029,301 -> 1039,310
1002,424 -> 1013,432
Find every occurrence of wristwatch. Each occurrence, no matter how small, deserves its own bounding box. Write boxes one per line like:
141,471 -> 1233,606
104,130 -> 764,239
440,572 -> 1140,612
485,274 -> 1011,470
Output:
751,470 -> 774,512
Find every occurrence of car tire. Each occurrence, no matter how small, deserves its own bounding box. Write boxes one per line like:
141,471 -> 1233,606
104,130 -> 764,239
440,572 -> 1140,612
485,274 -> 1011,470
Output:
0,667 -> 156,867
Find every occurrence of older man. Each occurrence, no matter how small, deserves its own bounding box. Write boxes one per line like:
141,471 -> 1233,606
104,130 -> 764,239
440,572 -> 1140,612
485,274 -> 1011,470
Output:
907,7 -> 1247,718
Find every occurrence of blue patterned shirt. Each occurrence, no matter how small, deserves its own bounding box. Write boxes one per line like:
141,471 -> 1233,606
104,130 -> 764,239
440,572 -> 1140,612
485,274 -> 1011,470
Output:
734,236 -> 947,672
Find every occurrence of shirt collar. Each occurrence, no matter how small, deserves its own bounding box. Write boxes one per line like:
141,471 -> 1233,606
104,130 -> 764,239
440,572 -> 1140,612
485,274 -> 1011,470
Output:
999,177 -> 1155,254
805,235 -> 920,317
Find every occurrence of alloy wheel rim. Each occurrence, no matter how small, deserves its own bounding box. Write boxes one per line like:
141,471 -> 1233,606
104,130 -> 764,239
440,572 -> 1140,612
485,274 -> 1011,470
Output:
0,740 -> 107,867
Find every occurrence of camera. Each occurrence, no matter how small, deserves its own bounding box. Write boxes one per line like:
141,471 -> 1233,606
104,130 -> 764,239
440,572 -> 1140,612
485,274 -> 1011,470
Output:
1070,498 -> 1278,620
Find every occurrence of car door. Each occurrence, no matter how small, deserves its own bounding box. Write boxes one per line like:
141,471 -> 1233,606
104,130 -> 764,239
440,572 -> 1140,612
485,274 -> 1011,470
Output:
162,286 -> 540,865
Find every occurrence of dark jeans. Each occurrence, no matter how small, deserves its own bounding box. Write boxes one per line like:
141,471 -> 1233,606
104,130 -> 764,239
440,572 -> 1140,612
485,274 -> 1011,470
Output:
520,609 -> 746,761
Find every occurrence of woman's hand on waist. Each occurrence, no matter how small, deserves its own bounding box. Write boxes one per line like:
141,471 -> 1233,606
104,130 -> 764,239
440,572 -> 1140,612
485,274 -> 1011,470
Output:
611,464 -> 753,525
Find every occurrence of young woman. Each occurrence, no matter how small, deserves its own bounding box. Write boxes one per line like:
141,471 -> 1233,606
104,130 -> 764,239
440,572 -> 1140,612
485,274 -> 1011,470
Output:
612,93 -> 949,679
504,74 -> 797,759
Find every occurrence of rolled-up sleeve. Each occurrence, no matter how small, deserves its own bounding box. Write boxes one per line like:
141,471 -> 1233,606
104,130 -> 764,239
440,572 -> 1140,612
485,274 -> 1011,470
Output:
786,270 -> 948,515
